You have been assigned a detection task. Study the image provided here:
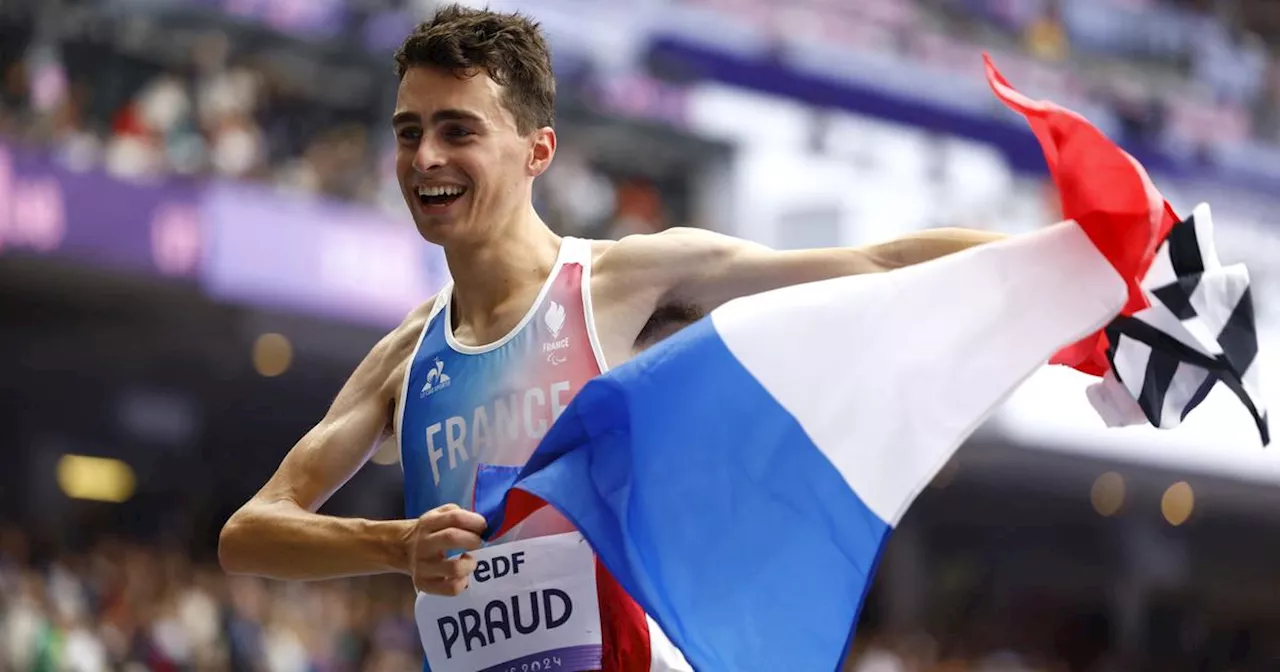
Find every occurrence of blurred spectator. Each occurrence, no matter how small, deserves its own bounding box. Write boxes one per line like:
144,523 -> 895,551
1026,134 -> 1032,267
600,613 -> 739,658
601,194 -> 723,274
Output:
0,526 -> 422,672
5,0 -> 1280,214
608,178 -> 668,239
1023,1 -> 1069,63
0,526 -> 1114,672
535,147 -> 618,238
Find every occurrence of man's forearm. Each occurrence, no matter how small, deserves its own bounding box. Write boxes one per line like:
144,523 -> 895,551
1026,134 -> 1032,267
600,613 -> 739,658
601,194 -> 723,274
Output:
219,500 -> 413,581
870,227 -> 1009,270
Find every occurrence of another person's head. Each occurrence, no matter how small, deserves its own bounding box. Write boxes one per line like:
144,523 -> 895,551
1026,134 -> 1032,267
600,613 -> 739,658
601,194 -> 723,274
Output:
392,4 -> 557,246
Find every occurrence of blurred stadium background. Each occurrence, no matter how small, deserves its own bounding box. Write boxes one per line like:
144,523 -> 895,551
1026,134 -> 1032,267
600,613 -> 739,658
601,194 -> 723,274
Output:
2,0 -> 1280,670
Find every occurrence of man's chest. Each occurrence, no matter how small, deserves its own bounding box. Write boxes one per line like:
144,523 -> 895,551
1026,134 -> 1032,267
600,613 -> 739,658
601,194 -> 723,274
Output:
398,296 -> 603,509
404,343 -> 585,463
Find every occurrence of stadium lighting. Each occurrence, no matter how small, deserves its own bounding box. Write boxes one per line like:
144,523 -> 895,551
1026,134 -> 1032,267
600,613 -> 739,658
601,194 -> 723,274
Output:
56,455 -> 136,504
1161,481 -> 1195,526
253,332 -> 293,377
1091,471 -> 1125,517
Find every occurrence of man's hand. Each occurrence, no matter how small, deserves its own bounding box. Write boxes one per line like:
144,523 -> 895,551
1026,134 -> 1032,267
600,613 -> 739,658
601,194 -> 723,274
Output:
406,504 -> 489,596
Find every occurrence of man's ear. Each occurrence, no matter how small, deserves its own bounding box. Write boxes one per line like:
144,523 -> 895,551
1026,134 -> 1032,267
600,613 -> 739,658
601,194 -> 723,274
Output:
529,127 -> 556,177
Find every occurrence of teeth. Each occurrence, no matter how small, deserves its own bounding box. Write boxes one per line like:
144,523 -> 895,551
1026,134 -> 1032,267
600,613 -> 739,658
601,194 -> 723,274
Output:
417,185 -> 465,197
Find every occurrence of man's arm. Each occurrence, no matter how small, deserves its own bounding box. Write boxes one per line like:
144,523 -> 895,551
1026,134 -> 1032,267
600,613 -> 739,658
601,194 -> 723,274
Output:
608,226 -> 1007,311
218,324 -> 414,580
218,311 -> 485,594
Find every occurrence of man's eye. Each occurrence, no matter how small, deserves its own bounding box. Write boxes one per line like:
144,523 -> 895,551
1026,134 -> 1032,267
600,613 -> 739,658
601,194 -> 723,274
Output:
397,127 -> 422,142
445,126 -> 473,139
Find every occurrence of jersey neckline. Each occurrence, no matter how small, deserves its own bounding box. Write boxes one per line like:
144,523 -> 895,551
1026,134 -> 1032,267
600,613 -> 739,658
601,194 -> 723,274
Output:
440,238 -> 574,355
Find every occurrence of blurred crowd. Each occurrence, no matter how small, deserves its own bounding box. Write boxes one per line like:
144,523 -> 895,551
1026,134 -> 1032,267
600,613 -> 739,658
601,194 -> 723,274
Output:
5,0 -> 1280,214
0,527 -> 423,672
0,19 -> 670,240
849,635 -> 1081,672
684,0 -> 1280,153
0,23 -> 386,204
961,0 -> 1280,149
0,530 -> 1098,672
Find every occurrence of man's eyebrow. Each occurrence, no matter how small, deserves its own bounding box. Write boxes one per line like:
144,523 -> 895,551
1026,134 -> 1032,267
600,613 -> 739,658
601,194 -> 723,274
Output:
391,111 -> 420,126
391,109 -> 486,126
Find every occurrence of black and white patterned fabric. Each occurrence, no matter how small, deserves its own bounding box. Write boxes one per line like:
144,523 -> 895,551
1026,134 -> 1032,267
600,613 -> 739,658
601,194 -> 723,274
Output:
1086,203 -> 1270,445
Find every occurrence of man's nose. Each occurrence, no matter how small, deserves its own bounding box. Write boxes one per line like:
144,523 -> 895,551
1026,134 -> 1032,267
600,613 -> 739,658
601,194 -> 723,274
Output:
413,139 -> 445,173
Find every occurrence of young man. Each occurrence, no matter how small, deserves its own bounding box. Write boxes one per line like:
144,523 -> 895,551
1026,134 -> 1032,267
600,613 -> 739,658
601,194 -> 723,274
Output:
218,5 -> 1003,670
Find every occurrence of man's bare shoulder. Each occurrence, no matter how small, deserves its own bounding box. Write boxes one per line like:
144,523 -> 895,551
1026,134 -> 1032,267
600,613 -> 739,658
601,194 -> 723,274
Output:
585,234 -> 663,305
359,296 -> 439,393
589,227 -> 718,267
580,233 -> 712,359
588,229 -> 689,290
590,227 -> 751,307
397,297 -> 438,341
584,237 -> 617,265
382,298 -> 435,352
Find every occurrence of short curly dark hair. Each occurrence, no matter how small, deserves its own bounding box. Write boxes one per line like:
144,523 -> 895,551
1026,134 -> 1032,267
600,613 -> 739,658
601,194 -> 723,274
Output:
393,4 -> 556,135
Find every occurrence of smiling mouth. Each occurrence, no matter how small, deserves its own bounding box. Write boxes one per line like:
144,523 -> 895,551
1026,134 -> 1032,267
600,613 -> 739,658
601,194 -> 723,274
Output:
417,185 -> 468,209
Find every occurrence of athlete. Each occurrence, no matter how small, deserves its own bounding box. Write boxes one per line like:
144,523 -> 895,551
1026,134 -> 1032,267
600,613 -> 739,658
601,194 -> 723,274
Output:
218,5 -> 1005,670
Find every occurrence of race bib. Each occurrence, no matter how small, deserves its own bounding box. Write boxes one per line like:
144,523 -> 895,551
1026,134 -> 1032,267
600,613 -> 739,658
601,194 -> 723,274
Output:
415,532 -> 603,672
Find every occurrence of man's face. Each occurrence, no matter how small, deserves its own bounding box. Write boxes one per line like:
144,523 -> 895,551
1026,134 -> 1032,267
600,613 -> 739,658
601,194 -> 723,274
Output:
392,66 -> 554,246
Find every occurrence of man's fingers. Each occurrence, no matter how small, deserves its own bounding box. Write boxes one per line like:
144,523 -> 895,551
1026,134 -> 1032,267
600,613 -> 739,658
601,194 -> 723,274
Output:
413,555 -> 475,595
408,505 -> 486,597
416,575 -> 470,597
442,553 -> 477,580
415,552 -> 477,579
419,506 -> 488,535
422,528 -> 483,555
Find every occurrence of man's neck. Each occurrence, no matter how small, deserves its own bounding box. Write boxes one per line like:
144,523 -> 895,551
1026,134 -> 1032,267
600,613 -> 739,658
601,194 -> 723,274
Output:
444,208 -> 562,331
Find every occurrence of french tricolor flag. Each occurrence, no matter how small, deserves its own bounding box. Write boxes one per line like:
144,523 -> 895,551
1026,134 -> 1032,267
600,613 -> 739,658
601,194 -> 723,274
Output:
477,57 -> 1268,671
